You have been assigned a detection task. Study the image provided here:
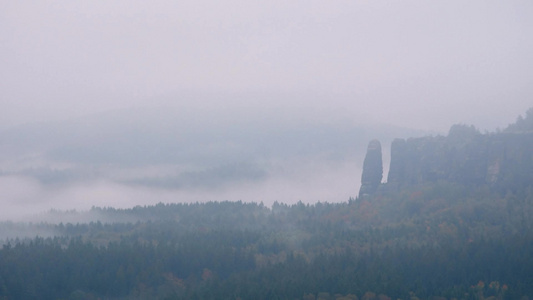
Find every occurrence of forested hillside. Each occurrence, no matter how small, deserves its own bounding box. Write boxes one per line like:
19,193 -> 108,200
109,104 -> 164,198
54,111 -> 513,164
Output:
1,182 -> 532,299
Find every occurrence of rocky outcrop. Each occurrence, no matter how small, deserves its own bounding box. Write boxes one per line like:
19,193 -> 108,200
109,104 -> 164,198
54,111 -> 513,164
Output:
359,139 -> 383,197
386,124 -> 533,193
359,109 -> 533,197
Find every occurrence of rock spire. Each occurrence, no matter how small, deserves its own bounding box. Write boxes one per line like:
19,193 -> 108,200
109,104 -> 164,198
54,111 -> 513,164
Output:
358,139 -> 383,198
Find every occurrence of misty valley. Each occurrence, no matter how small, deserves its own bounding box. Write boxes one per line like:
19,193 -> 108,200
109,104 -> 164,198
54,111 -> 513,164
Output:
0,109 -> 531,300
3,1 -> 533,299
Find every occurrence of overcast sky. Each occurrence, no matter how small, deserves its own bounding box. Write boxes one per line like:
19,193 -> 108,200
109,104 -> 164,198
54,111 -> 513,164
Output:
2,0 -> 533,131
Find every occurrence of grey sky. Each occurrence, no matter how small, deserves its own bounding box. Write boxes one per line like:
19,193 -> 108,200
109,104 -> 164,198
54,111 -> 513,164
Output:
2,0 -> 532,131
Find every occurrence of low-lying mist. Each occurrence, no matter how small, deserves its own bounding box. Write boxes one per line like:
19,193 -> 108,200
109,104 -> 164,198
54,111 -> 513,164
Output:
0,159 -> 361,222
0,107 -> 424,222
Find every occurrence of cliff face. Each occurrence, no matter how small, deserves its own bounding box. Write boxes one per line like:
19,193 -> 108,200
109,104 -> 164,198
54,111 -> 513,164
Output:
386,124 -> 533,193
359,140 -> 383,198
358,110 -> 533,197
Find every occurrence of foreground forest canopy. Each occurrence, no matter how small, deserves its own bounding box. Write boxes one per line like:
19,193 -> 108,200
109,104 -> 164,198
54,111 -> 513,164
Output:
0,109 -> 532,300
1,191 -> 532,300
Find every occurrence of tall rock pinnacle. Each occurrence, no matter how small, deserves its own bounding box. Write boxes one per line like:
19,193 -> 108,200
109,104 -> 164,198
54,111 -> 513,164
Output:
359,139 -> 383,198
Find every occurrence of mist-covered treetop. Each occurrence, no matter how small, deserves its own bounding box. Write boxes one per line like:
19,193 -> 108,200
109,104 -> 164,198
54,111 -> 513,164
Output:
505,107 -> 533,133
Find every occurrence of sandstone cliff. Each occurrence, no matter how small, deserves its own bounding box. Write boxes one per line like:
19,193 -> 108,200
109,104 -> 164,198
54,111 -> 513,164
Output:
359,139 -> 383,198
359,108 -> 533,196
386,126 -> 533,193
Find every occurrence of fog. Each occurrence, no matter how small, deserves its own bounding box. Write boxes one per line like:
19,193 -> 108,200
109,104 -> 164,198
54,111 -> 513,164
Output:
0,160 -> 359,222
0,107 -> 415,220
1,1 -> 532,219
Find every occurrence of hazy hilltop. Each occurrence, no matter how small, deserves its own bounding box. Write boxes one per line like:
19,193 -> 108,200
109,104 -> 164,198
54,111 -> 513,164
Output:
0,107 -> 405,168
504,107 -> 533,133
